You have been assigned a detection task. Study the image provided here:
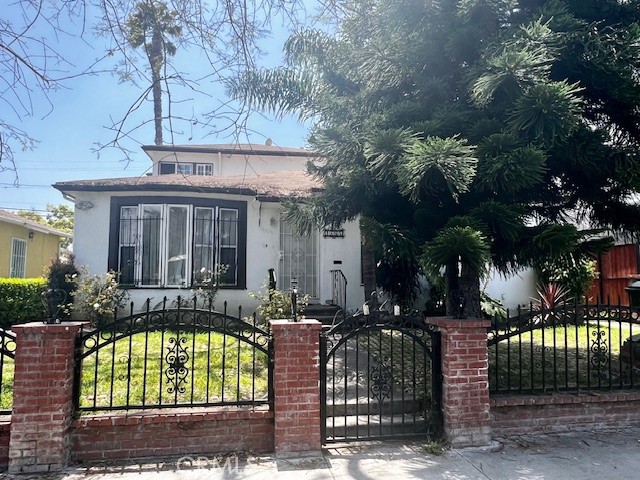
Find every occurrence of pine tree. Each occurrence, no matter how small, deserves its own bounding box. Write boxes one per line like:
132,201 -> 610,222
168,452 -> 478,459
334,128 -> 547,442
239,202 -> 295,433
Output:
233,0 -> 640,316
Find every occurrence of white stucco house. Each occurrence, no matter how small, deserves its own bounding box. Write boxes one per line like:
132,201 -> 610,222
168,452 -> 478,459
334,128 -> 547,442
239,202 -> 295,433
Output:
54,143 -> 365,314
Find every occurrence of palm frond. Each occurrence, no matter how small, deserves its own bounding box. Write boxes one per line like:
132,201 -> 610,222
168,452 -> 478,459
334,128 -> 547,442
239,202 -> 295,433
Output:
476,145 -> 547,194
364,128 -> 418,180
395,135 -> 477,202
507,80 -> 584,145
422,226 -> 491,277
228,68 -> 318,121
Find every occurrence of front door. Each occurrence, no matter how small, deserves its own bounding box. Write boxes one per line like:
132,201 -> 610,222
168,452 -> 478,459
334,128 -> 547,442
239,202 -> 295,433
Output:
279,220 -> 319,298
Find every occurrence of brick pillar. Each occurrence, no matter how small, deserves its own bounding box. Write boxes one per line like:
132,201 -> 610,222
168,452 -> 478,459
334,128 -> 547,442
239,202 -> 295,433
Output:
428,318 -> 491,447
8,322 -> 84,473
270,319 -> 322,455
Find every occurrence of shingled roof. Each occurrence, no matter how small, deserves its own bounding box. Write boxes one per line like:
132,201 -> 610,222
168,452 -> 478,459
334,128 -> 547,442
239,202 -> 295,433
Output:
142,143 -> 317,158
53,170 -> 323,201
0,209 -> 71,237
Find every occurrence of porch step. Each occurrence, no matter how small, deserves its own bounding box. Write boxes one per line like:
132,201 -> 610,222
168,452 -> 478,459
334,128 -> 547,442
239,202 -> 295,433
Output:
326,398 -> 425,416
304,304 -> 344,325
325,413 -> 433,440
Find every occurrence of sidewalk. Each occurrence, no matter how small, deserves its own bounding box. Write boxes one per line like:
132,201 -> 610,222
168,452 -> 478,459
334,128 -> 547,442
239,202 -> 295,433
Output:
3,427 -> 640,480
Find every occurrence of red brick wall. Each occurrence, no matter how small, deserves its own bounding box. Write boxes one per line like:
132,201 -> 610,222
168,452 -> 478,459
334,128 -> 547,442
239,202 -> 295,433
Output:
491,391 -> 640,436
72,408 -> 274,463
270,320 -> 322,455
8,322 -> 83,473
0,419 -> 10,467
428,318 -> 492,447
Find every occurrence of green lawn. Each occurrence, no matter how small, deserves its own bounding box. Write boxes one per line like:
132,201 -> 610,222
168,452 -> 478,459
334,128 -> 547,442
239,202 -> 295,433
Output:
78,330 -> 269,410
489,320 -> 639,391
0,359 -> 14,411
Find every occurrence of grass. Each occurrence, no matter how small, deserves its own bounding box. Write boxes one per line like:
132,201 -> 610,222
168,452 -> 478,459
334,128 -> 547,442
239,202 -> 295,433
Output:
78,329 -> 269,411
489,320 -> 640,392
0,359 -> 14,411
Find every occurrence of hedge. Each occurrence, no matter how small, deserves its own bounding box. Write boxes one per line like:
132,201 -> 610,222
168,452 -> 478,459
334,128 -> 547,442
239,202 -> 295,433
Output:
0,278 -> 47,329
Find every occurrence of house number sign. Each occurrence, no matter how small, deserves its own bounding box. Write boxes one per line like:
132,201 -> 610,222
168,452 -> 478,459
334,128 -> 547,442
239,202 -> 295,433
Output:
323,228 -> 345,238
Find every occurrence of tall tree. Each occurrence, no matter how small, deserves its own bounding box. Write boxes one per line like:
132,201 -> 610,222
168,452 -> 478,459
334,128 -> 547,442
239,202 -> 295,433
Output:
125,1 -> 182,145
233,0 -> 640,315
93,0 -> 340,158
1,1 -> 340,171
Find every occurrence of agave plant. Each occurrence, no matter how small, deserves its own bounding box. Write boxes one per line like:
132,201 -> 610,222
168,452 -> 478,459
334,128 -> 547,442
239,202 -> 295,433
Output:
531,282 -> 570,326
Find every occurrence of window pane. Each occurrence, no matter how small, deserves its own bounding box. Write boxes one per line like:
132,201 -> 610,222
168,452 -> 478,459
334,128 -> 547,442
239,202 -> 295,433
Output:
218,209 -> 238,285
196,164 -> 213,176
119,207 -> 138,285
220,247 -> 237,285
177,164 -> 192,175
159,163 -> 176,174
219,209 -> 238,246
193,208 -> 215,283
141,206 -> 162,286
167,206 -> 189,286
10,238 -> 27,278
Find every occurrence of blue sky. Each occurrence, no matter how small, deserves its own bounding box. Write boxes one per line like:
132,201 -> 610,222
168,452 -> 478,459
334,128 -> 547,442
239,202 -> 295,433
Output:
0,3 -> 310,213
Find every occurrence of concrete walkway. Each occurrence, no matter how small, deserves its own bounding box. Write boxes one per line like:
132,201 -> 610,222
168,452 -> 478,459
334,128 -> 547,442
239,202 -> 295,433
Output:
3,427 -> 640,479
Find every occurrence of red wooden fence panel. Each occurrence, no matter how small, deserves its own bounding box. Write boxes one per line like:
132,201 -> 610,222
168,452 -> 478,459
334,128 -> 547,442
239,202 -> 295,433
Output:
587,244 -> 639,305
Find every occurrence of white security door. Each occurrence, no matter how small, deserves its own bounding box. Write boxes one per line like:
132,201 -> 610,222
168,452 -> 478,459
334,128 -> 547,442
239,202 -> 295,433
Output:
279,221 -> 319,298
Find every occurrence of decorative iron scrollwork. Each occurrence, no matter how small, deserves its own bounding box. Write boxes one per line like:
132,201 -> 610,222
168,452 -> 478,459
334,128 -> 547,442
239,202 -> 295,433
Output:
165,333 -> 189,395
369,357 -> 392,401
590,329 -> 609,373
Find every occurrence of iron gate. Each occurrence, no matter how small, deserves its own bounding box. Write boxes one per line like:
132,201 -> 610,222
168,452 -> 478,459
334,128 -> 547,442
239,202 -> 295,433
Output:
320,309 -> 442,443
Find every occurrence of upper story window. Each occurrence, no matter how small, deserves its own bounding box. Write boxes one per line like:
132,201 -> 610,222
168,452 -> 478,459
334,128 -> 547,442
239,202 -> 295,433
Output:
159,163 -> 176,174
110,197 -> 246,289
159,162 -> 214,176
177,164 -> 192,175
196,164 -> 213,176
10,238 -> 27,278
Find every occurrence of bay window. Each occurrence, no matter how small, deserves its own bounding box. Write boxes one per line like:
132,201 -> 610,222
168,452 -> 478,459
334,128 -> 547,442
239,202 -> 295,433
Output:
110,198 -> 245,288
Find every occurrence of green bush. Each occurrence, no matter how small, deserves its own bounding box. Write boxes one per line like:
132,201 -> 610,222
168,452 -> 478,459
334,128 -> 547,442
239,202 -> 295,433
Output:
0,278 -> 47,328
72,269 -> 129,326
249,285 -> 309,325
45,255 -> 78,320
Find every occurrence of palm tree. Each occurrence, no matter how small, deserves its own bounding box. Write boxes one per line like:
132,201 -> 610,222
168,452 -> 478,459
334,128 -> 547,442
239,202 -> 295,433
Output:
126,0 -> 182,145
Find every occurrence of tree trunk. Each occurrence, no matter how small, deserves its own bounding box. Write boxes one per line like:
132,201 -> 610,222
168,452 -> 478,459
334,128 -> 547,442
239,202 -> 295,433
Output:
459,261 -> 482,319
150,28 -> 164,145
444,260 -> 460,317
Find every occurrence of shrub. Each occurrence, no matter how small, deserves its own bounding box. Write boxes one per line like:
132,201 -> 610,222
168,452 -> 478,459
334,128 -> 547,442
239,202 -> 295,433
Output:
72,270 -> 130,326
534,254 -> 597,302
0,278 -> 47,328
45,255 -> 78,320
249,285 -> 309,324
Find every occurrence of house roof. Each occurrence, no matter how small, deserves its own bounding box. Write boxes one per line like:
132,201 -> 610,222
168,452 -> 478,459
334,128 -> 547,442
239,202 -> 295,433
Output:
0,209 -> 72,238
53,170 -> 324,201
142,143 -> 317,158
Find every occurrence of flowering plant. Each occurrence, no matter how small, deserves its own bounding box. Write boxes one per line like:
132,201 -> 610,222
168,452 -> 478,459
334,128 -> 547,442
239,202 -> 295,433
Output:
72,268 -> 130,325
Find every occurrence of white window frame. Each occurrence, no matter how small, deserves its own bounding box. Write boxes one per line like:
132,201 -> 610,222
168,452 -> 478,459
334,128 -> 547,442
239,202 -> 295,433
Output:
10,237 -> 27,278
118,204 -> 239,288
177,163 -> 193,175
218,208 -> 239,286
196,164 -> 213,176
164,204 -> 191,287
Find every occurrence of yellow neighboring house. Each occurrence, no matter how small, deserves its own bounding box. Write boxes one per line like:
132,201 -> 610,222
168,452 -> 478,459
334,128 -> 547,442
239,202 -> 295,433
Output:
0,209 -> 72,278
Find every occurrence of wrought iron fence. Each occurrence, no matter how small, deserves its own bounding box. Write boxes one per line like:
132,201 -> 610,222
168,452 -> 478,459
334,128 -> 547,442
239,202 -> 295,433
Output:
321,309 -> 442,442
0,328 -> 16,414
74,298 -> 272,412
488,301 -> 640,394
